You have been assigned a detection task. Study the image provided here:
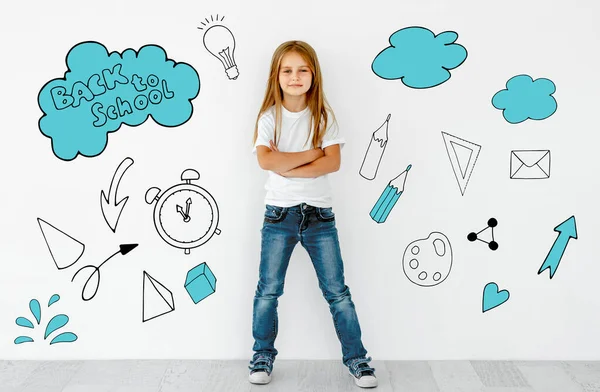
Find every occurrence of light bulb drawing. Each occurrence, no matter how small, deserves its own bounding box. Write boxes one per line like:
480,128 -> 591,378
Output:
198,15 -> 239,80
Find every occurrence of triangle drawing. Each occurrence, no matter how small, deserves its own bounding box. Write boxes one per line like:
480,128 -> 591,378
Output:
142,271 -> 175,322
38,218 -> 85,270
450,141 -> 473,178
442,132 -> 481,196
477,226 -> 494,243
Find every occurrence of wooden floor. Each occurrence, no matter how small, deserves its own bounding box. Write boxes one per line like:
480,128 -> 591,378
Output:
1,360 -> 599,391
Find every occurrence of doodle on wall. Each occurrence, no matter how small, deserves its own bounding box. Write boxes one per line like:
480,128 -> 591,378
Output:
71,244 -> 138,301
198,15 -> 239,80
482,282 -> 510,313
14,294 -> 78,345
146,169 -> 221,255
372,26 -> 468,89
185,262 -> 217,304
38,218 -> 85,270
510,150 -> 550,180
538,216 -> 577,279
360,114 -> 390,180
370,164 -> 412,223
101,157 -> 134,232
468,218 -> 499,251
492,74 -> 557,124
38,41 -> 201,161
442,131 -> 481,196
142,271 -> 175,322
402,232 -> 453,287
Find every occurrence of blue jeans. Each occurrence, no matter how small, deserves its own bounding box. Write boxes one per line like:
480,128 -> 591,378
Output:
251,203 -> 369,368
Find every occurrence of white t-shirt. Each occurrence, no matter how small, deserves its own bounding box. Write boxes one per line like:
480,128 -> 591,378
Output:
252,105 -> 345,208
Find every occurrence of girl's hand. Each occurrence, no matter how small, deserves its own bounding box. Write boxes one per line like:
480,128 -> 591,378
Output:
269,140 -> 287,176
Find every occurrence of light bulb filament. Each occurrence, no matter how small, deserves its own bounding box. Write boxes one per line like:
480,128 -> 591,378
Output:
219,47 -> 234,68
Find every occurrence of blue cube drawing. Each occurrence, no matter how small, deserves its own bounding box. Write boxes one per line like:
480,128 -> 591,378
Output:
184,262 -> 216,304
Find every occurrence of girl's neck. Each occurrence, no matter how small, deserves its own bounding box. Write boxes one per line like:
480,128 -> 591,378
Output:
282,95 -> 307,113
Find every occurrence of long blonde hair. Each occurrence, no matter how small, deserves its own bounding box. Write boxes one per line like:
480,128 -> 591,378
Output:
252,40 -> 337,149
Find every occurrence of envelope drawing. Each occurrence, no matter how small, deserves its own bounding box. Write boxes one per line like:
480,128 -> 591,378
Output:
510,150 -> 551,179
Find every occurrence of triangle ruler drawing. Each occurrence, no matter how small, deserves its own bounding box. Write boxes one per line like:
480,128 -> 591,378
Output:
442,131 -> 481,196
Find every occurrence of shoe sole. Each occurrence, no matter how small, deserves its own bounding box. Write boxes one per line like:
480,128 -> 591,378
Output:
249,373 -> 271,385
351,374 -> 378,388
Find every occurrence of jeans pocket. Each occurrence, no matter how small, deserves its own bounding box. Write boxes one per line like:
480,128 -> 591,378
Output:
316,207 -> 335,222
264,205 -> 286,224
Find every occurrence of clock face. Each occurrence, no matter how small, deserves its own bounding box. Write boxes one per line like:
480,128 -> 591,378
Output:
157,187 -> 215,245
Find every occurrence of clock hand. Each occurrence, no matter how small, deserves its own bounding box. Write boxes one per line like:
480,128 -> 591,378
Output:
185,198 -> 192,216
176,205 -> 188,220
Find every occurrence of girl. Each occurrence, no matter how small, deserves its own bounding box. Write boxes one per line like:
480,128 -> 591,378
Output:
248,40 -> 377,389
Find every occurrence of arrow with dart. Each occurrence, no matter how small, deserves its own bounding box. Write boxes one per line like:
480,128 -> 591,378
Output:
101,157 -> 134,233
71,244 -> 138,301
538,216 -> 578,279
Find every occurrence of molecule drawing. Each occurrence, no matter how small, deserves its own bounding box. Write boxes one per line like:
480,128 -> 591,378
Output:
467,218 -> 498,251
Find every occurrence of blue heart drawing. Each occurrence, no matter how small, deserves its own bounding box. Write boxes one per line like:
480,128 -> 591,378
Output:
482,282 -> 510,312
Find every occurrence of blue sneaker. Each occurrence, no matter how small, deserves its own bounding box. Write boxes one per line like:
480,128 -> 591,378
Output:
347,356 -> 377,388
248,354 -> 274,385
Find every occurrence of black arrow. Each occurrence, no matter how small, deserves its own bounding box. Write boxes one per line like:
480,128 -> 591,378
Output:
72,244 -> 138,301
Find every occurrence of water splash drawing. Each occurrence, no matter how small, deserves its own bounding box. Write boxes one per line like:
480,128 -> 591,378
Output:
14,294 -> 78,345
50,332 -> 78,345
48,294 -> 60,307
14,337 -> 34,344
29,299 -> 41,325
16,317 -> 34,329
44,315 -> 69,339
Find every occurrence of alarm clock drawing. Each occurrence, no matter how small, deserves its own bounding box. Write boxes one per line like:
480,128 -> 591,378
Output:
145,169 -> 221,254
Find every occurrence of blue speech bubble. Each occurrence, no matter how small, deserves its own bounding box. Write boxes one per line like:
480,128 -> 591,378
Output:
38,41 -> 201,160
372,26 -> 467,89
492,74 -> 557,124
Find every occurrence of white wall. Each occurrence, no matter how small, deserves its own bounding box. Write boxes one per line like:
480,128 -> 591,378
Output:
1,0 -> 599,360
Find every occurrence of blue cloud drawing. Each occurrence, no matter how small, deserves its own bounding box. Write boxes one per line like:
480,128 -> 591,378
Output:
371,26 -> 468,89
492,75 -> 557,124
38,41 -> 201,161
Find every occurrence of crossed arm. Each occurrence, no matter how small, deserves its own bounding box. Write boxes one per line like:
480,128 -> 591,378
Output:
255,141 -> 341,178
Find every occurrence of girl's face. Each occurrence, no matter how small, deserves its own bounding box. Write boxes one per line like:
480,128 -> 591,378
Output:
278,51 -> 312,100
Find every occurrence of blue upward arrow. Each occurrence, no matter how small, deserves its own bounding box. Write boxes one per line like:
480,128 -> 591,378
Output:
538,216 -> 577,279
